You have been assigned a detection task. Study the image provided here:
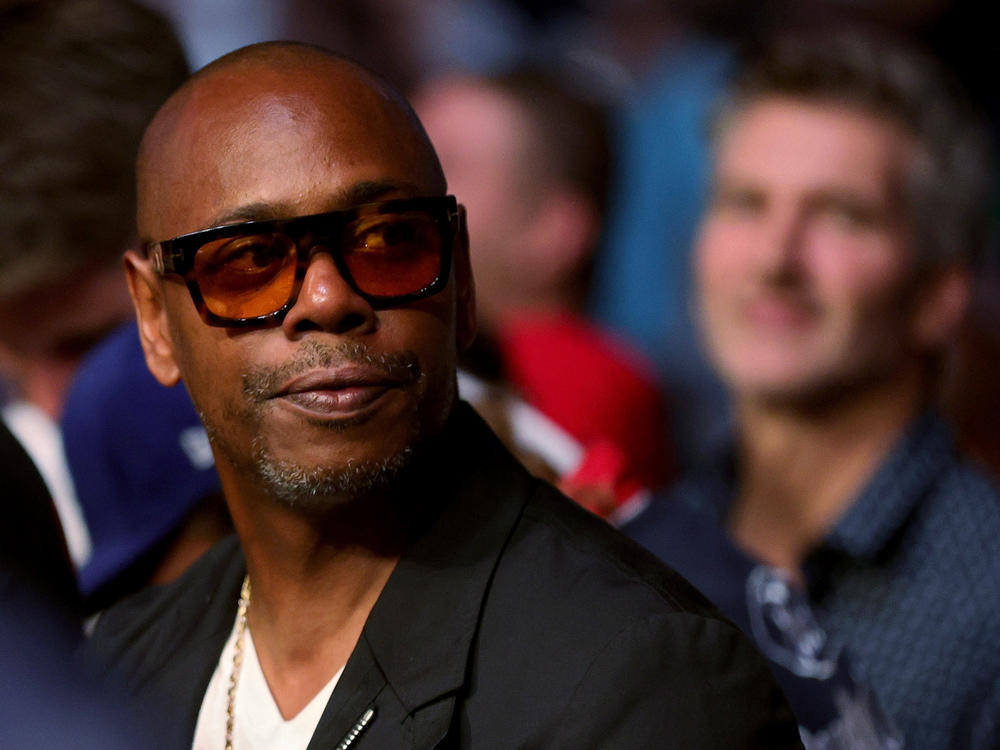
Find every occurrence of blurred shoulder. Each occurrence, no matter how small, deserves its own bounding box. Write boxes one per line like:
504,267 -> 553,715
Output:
84,536 -> 242,666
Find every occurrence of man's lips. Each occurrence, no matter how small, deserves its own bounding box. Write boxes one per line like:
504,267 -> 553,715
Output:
273,368 -> 404,415
741,295 -> 819,330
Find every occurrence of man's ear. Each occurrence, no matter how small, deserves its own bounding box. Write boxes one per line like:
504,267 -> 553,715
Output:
123,249 -> 182,387
912,264 -> 971,350
452,205 -> 477,353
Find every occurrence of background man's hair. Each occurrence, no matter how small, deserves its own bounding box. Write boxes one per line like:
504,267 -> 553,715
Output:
486,66 -> 613,217
0,0 -> 189,297
714,28 -> 995,270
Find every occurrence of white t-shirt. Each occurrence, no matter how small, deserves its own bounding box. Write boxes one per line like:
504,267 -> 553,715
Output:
192,614 -> 343,750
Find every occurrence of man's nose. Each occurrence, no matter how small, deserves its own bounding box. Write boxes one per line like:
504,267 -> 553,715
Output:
755,207 -> 807,281
281,247 -> 376,337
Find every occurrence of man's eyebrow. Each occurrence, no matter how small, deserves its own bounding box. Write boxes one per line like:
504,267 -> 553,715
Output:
204,180 -> 428,228
335,180 -> 427,206
208,202 -> 294,226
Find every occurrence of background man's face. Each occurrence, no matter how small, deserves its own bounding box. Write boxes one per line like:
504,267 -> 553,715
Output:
415,79 -> 540,326
136,63 -> 472,506
0,262 -> 132,418
695,97 -> 920,406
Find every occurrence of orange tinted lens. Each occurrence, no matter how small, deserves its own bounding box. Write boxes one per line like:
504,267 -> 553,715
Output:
342,212 -> 443,297
193,233 -> 297,319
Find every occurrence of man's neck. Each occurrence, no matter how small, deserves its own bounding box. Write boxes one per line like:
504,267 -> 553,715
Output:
729,367 -> 928,575
225,485 -> 410,720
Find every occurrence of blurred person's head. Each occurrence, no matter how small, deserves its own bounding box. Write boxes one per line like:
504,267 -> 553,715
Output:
62,321 -> 230,613
0,0 -> 188,417
414,68 -> 611,329
694,29 -> 993,412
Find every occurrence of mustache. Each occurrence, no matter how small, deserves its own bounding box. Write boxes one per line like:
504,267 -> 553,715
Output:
241,339 -> 421,402
745,275 -> 823,314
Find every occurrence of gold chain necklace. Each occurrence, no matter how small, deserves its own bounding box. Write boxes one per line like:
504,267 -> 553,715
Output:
225,574 -> 251,750
223,574 -> 376,749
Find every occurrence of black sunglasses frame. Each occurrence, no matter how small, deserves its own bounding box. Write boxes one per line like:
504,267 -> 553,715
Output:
145,195 -> 459,327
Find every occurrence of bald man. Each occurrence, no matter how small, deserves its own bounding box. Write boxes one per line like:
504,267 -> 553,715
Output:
85,43 -> 801,749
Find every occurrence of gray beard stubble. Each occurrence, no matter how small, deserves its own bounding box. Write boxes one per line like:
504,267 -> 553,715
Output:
203,339 -> 427,510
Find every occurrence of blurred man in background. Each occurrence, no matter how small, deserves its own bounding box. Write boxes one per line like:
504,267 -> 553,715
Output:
627,29 -> 1000,749
0,0 -> 189,589
415,68 -> 668,519
0,5 -> 191,742
62,321 -> 231,614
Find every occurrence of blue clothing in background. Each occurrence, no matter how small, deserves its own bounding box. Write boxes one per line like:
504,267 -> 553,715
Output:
589,38 -> 732,469
0,579 -> 150,749
61,321 -> 220,601
626,412 -> 1000,749
625,494 -> 902,749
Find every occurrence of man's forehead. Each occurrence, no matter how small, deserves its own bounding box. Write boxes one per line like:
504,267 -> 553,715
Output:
716,97 -> 912,188
138,54 -> 443,240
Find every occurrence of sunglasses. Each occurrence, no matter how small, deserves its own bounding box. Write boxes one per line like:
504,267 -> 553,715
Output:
145,195 -> 458,327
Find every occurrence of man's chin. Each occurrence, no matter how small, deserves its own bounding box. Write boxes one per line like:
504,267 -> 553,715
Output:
738,369 -> 887,415
250,438 -> 415,512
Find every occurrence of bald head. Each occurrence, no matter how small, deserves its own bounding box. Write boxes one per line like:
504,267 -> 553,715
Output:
124,42 -> 475,512
137,42 -> 446,244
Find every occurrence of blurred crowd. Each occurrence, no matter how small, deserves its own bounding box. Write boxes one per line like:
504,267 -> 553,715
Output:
3,0 -> 1000,748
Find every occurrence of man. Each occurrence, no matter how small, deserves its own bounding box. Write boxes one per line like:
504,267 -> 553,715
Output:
626,31 -> 1000,749
86,42 -> 802,748
0,0 -> 189,579
414,69 -> 667,519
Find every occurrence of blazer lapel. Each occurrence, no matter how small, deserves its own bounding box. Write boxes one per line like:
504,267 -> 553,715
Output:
308,404 -> 534,749
306,636 -> 395,750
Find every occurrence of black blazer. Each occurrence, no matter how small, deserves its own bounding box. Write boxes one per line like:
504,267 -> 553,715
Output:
86,404 -> 802,749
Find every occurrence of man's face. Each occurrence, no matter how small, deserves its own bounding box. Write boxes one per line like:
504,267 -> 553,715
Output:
130,61 -> 474,507
0,261 -> 132,418
695,97 -> 924,406
414,79 -> 539,325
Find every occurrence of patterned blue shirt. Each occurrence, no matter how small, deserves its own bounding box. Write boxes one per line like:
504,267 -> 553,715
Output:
626,412 -> 1000,749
